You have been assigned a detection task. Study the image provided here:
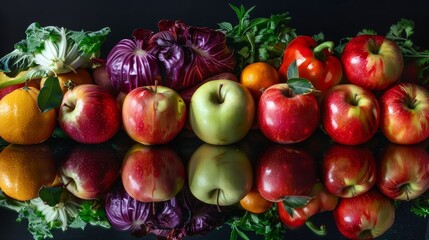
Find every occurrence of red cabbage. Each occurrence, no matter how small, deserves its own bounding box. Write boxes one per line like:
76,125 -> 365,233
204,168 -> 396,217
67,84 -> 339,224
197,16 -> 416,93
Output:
150,20 -> 236,91
106,29 -> 162,94
104,183 -> 151,232
104,182 -> 228,239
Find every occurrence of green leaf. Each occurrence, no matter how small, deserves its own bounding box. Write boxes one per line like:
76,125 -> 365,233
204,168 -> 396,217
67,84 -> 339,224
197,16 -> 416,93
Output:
282,195 -> 312,209
218,22 -> 233,32
38,187 -> 64,207
0,49 -> 33,77
37,76 -> 63,113
69,215 -> 87,229
236,227 -> 251,240
287,78 -> 318,95
287,60 -> 299,79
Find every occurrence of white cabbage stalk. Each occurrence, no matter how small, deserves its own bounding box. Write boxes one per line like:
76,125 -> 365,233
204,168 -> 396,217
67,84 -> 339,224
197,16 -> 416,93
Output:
33,27 -> 87,75
30,197 -> 80,231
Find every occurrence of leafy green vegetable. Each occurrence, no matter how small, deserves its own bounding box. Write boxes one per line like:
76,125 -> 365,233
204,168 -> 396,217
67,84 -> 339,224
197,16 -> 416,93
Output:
218,4 -> 297,73
228,205 -> 286,240
0,22 -> 110,88
0,190 -> 110,240
410,192 -> 429,217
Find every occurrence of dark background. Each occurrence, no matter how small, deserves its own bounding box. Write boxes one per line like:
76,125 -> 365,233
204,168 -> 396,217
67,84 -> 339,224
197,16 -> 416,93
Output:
1,0 -> 429,58
1,0 -> 429,239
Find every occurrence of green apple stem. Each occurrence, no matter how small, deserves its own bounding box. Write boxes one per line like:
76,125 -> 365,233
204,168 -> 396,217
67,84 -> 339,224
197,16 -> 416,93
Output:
217,84 -> 224,103
305,220 -> 327,236
216,188 -> 222,212
154,80 -> 159,94
313,41 -> 334,61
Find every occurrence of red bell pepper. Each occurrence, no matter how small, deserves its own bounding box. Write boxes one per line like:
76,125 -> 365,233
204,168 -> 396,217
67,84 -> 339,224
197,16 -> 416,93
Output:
278,36 -> 343,92
277,182 -> 339,235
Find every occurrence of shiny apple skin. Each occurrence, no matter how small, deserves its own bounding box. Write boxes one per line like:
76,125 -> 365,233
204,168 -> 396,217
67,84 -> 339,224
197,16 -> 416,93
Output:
256,144 -> 318,202
187,143 -> 253,206
380,82 -> 429,144
322,143 -> 377,198
59,84 -> 121,144
333,189 -> 395,240
322,84 -> 380,145
341,34 -> 403,91
189,79 -> 255,145
122,85 -> 186,145
377,143 -> 429,200
121,144 -> 185,202
258,83 -> 320,144
60,144 -> 121,200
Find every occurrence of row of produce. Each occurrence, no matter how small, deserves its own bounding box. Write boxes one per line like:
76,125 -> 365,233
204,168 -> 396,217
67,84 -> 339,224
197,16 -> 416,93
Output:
0,4 -> 429,240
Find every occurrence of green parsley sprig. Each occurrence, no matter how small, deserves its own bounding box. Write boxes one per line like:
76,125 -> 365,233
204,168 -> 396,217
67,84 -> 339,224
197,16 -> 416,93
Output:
218,4 -> 297,74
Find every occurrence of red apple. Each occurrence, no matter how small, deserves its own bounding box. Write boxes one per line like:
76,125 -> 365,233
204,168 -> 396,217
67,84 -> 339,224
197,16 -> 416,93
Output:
322,143 -> 376,198
377,142 -> 429,201
333,189 -> 395,239
380,82 -> 429,144
341,34 -> 403,91
121,143 -> 185,202
258,83 -> 320,144
321,84 -> 380,145
59,84 -> 121,144
256,144 -> 317,202
122,84 -> 186,145
60,143 -> 121,200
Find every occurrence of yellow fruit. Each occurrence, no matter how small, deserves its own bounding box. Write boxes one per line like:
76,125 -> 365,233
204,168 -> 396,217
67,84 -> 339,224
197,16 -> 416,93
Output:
240,62 -> 280,101
0,86 -> 56,145
40,68 -> 94,94
0,144 -> 57,201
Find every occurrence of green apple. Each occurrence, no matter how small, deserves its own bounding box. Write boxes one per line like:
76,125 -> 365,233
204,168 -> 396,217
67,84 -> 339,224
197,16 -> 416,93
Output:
189,79 -> 255,145
188,143 -> 253,206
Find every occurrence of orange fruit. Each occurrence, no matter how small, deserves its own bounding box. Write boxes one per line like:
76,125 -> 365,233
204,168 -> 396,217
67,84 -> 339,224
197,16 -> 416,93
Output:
240,62 -> 280,101
0,144 -> 57,201
240,186 -> 273,214
40,68 -> 94,94
0,86 -> 56,145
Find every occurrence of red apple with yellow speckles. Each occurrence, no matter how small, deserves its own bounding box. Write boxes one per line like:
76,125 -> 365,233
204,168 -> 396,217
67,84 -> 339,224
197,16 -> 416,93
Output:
122,84 -> 186,145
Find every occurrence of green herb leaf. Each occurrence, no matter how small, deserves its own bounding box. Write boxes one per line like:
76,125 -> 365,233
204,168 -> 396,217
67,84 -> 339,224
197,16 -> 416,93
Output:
37,76 -> 63,113
219,4 -> 296,73
287,60 -> 299,79
282,195 -> 312,209
287,78 -> 318,95
38,187 -> 64,207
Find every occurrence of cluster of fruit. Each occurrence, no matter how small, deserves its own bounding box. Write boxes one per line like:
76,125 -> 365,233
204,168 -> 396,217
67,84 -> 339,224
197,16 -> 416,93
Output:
0,23 -> 428,240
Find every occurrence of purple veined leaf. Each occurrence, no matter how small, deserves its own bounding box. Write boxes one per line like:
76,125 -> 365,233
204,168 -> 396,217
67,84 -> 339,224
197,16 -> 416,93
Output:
106,28 -> 162,94
150,21 -> 236,91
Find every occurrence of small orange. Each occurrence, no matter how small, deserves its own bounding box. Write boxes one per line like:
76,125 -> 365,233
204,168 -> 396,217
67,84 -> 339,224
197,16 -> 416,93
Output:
40,68 -> 94,94
240,62 -> 280,101
240,186 -> 273,214
0,86 -> 56,145
0,143 -> 57,201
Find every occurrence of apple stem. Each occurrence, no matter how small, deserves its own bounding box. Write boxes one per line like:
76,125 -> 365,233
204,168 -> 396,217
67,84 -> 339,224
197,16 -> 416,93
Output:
305,221 -> 327,236
217,84 -> 224,103
154,80 -> 158,94
62,103 -> 74,110
216,189 -> 222,213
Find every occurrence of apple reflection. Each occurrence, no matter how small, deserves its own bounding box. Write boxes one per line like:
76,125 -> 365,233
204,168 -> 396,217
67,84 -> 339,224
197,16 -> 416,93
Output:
377,142 -> 429,201
187,143 -> 253,207
121,143 -> 185,202
322,143 -> 376,198
60,143 -> 121,200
